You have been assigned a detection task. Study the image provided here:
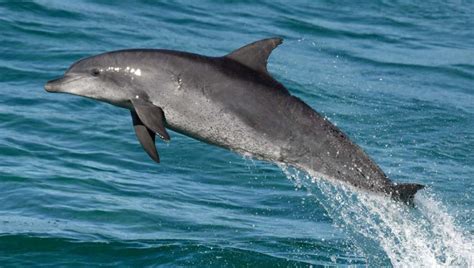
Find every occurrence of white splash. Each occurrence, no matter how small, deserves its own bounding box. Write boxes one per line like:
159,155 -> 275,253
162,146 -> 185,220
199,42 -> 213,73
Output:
278,164 -> 473,267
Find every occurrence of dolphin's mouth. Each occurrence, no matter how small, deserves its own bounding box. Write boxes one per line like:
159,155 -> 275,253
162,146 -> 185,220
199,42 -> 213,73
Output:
44,77 -> 62,92
44,75 -> 81,92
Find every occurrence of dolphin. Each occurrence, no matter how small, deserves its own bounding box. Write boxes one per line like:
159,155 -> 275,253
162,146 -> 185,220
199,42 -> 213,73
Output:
45,38 -> 423,203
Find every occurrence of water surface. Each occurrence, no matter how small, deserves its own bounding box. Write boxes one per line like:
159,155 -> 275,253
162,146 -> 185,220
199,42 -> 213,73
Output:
0,1 -> 473,266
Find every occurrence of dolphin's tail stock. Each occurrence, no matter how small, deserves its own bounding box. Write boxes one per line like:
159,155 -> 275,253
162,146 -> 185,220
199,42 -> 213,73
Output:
389,183 -> 425,205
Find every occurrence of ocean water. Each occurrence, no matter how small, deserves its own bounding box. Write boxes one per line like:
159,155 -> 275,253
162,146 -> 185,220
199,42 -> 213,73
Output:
0,0 -> 473,267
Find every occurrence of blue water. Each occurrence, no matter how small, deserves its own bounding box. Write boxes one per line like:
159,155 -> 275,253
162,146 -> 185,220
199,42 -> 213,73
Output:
1,1 -> 473,266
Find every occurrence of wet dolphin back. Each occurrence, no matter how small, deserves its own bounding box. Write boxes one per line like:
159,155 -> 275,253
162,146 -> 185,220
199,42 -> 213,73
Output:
211,56 -> 423,202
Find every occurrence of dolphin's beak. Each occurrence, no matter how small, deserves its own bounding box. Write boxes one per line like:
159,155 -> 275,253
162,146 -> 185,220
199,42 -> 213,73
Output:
45,75 -> 81,93
44,76 -> 65,92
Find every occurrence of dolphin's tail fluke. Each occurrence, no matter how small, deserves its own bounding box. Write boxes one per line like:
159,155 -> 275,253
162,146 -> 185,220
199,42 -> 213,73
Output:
389,183 -> 425,205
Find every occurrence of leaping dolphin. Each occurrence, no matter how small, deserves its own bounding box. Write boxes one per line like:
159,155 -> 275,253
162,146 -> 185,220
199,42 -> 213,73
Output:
45,38 -> 424,203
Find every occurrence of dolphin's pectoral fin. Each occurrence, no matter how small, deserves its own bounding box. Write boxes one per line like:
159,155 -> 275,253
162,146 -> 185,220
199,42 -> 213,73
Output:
130,98 -> 170,141
131,111 -> 160,163
226,37 -> 283,74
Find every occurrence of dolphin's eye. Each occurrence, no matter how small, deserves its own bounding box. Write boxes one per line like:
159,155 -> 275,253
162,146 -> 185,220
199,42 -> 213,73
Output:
91,68 -> 101,76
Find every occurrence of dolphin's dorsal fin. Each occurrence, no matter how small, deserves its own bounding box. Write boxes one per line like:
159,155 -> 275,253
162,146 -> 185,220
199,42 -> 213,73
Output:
226,38 -> 283,73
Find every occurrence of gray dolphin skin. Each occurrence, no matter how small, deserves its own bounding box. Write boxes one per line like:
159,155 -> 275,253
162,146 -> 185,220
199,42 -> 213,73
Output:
45,38 -> 423,203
